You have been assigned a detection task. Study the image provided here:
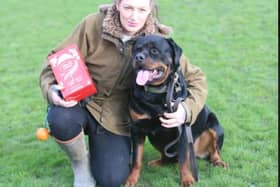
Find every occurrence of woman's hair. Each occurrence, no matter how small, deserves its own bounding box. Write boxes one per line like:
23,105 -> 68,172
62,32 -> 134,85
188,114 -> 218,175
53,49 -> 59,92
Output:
113,0 -> 159,19
114,0 -> 155,7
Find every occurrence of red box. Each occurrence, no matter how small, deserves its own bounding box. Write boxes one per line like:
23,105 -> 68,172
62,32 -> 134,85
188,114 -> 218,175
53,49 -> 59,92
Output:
48,44 -> 97,101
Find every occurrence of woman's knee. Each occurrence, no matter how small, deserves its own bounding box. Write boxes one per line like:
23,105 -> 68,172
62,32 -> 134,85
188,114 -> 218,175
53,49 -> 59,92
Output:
89,128 -> 131,187
47,105 -> 87,140
93,168 -> 129,187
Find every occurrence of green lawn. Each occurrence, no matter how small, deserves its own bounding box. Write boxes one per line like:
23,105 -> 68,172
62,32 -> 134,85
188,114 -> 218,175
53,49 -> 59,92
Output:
0,0 -> 278,186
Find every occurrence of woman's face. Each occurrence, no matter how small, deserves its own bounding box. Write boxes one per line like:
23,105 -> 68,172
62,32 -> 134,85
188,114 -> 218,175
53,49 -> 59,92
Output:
116,0 -> 152,36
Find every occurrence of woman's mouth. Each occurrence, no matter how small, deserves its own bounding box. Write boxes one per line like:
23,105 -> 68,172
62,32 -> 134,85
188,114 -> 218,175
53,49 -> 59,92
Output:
128,21 -> 138,27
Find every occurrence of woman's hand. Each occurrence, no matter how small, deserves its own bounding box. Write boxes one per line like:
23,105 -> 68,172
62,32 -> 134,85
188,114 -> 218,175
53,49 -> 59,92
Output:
48,84 -> 78,107
159,102 -> 187,128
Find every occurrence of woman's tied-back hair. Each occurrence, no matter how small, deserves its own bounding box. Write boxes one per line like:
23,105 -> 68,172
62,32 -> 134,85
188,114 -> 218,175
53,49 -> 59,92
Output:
113,0 -> 159,19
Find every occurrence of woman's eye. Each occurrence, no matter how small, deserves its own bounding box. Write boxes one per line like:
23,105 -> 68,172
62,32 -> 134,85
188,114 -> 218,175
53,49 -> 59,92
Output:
124,6 -> 133,10
139,8 -> 147,13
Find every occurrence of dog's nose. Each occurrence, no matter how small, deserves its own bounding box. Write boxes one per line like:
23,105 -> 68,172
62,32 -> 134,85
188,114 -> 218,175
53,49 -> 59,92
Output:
135,53 -> 145,63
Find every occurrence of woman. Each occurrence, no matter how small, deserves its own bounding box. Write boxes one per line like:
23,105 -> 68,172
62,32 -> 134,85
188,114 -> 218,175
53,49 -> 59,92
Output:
39,0 -> 207,186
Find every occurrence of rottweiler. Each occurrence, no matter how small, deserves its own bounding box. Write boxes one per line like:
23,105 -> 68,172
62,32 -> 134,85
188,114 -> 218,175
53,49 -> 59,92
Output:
125,35 -> 228,187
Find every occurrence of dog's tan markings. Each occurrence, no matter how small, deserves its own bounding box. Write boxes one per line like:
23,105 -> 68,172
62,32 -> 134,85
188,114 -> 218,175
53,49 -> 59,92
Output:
129,108 -> 151,121
194,129 -> 228,168
150,64 -> 170,85
148,154 -> 177,167
193,130 -> 212,158
146,58 -> 170,86
180,152 -> 196,187
125,142 -> 145,187
207,129 -> 228,168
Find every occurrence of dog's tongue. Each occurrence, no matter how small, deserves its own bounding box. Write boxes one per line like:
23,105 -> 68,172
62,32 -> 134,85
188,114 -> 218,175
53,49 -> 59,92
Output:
136,70 -> 152,86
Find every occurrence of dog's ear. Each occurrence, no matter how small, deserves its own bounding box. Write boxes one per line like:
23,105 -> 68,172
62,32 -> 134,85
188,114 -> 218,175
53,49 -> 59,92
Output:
130,37 -> 140,56
130,34 -> 145,52
166,38 -> 182,68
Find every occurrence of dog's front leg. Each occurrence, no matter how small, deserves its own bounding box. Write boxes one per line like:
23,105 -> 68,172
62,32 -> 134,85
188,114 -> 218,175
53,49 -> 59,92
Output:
178,127 -> 196,187
180,151 -> 196,187
125,130 -> 145,187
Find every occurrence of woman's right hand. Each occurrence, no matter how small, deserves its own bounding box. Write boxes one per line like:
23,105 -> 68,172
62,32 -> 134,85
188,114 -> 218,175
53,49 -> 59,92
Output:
48,84 -> 78,107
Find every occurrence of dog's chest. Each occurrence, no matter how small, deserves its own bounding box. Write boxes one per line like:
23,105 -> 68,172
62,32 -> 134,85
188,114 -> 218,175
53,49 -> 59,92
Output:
132,88 -> 167,117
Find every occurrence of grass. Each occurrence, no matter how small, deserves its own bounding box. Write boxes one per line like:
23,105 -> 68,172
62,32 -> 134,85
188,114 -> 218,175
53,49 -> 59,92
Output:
0,0 -> 278,186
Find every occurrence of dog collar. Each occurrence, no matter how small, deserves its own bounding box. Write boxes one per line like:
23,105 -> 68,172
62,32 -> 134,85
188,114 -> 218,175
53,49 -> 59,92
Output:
144,84 -> 168,94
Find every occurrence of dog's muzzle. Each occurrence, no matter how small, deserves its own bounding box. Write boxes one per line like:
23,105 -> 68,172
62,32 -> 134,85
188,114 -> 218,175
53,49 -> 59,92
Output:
135,53 -> 146,64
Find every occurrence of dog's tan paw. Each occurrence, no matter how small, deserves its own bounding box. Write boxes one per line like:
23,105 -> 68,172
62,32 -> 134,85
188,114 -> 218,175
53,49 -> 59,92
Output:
125,168 -> 140,187
181,174 -> 196,187
125,177 -> 137,187
212,159 -> 229,169
147,159 -> 163,167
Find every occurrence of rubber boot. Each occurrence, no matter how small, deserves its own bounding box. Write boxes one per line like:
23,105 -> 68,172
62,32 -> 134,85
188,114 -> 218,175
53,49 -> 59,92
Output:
57,132 -> 96,187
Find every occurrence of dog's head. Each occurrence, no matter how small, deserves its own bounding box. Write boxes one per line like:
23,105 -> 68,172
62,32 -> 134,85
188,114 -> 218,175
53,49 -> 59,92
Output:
131,35 -> 182,86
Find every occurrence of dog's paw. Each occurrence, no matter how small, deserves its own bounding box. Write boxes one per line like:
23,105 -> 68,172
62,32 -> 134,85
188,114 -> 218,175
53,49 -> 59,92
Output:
180,168 -> 196,187
210,152 -> 229,169
212,159 -> 229,169
147,159 -> 162,167
125,168 -> 140,187
181,174 -> 196,187
125,177 -> 137,187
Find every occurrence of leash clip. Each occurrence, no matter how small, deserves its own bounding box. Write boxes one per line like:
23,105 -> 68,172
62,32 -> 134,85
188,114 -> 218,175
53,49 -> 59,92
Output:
173,72 -> 179,83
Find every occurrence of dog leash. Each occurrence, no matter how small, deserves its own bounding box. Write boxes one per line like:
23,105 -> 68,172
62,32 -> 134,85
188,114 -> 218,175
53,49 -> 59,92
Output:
164,69 -> 199,182
185,124 -> 199,181
164,71 -> 182,158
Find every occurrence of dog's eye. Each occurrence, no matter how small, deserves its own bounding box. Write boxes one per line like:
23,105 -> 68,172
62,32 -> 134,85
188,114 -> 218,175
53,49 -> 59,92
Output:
150,48 -> 159,55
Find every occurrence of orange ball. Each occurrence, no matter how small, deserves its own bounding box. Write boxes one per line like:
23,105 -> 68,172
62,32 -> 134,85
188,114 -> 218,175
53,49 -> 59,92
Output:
36,128 -> 49,141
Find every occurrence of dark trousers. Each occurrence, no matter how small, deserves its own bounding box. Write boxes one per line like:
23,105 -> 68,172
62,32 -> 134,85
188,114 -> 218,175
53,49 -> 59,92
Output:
47,105 -> 131,187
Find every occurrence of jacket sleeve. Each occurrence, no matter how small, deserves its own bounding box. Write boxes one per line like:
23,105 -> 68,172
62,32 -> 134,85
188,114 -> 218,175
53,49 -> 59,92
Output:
180,55 -> 208,125
39,14 -> 99,103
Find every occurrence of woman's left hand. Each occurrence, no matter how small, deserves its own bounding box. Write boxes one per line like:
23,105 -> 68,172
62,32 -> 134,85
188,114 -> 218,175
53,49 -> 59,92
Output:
159,102 -> 187,128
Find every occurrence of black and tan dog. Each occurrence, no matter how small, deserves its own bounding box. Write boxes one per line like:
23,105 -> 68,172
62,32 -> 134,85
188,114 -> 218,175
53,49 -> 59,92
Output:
125,35 -> 228,187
